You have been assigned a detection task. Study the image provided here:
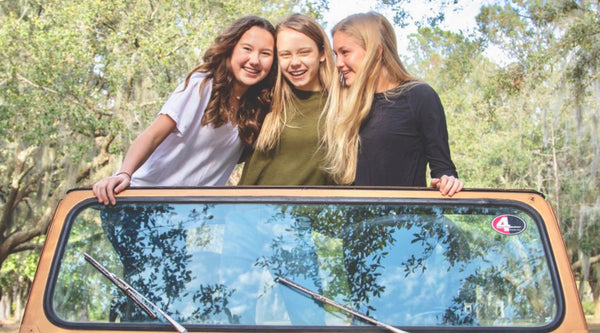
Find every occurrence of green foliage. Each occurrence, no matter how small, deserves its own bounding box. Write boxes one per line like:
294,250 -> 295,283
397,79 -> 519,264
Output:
559,2 -> 600,103
409,27 -> 486,90
377,0 -> 461,28
0,0 -> 312,321
403,0 -> 599,317
1,0 -> 598,322
582,300 -> 595,315
0,247 -> 40,287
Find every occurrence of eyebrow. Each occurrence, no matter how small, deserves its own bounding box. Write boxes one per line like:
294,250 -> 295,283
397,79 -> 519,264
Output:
241,42 -> 273,51
278,46 -> 312,52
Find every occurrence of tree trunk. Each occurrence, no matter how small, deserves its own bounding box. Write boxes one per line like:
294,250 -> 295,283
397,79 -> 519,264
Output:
12,285 -> 20,322
0,294 -> 7,321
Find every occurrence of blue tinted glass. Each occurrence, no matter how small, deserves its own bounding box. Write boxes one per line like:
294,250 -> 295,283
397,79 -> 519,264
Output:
52,201 -> 557,329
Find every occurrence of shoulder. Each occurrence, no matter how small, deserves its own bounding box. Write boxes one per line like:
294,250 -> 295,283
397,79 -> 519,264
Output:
189,71 -> 211,81
161,72 -> 213,121
406,82 -> 439,99
187,72 -> 213,91
167,72 -> 213,103
404,82 -> 442,109
382,82 -> 438,102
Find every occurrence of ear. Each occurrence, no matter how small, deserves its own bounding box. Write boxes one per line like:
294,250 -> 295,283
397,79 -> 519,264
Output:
319,50 -> 326,63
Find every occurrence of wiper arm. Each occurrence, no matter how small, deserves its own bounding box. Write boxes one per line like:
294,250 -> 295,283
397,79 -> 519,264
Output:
84,253 -> 188,333
275,276 -> 408,333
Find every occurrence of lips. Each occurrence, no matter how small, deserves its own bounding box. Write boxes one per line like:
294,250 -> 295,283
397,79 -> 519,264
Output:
340,70 -> 353,85
243,67 -> 260,75
290,69 -> 307,76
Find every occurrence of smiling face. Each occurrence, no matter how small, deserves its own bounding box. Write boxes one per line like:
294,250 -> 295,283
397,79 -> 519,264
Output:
332,31 -> 366,87
276,28 -> 324,92
230,26 -> 275,95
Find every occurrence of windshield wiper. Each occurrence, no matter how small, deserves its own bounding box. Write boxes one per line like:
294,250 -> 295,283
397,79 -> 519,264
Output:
275,276 -> 408,333
83,253 -> 188,333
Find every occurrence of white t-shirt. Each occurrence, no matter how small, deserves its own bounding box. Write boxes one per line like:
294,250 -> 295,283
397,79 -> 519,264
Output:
130,72 -> 243,186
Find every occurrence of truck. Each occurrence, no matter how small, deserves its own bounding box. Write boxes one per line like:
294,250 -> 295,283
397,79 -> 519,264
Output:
20,187 -> 588,332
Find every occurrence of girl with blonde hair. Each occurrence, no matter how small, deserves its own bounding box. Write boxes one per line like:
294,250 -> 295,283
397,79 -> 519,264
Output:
93,16 -> 277,205
324,12 -> 463,196
239,13 -> 335,185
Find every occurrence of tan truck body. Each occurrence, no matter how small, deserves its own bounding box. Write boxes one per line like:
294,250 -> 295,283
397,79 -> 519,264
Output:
21,187 -> 588,333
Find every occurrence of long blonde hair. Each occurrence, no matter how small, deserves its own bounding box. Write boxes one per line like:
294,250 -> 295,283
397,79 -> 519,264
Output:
323,12 -> 420,184
254,14 -> 334,152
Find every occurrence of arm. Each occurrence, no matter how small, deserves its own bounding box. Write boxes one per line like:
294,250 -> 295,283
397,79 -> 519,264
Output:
414,84 -> 463,196
92,114 -> 177,205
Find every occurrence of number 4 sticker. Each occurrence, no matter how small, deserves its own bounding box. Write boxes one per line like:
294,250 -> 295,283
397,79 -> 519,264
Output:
492,215 -> 527,235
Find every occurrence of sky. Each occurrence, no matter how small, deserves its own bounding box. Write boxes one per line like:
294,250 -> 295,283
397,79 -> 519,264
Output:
321,0 -> 497,59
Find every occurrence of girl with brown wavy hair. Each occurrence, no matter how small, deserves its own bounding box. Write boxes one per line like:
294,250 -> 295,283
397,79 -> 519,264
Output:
94,16 -> 277,205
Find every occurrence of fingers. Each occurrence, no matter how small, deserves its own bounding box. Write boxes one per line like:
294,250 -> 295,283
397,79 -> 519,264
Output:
92,175 -> 130,205
435,175 -> 464,197
92,179 -> 109,205
445,177 -> 464,197
113,178 -> 130,197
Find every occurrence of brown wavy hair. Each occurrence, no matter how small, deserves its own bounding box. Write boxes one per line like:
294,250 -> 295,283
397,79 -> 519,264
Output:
183,16 -> 277,146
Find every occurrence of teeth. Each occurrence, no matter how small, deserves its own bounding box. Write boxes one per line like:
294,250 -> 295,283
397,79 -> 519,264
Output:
290,70 -> 306,76
244,68 -> 259,74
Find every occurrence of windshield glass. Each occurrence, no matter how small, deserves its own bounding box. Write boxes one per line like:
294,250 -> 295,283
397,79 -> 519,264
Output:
50,198 -> 558,330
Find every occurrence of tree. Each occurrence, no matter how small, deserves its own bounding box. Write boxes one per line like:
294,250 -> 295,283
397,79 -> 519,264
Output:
478,0 -> 600,317
554,1 -> 600,317
0,0 -> 317,321
401,0 -> 600,317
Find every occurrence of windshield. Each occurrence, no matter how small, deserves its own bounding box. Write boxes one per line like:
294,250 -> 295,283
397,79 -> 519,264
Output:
49,198 -> 559,330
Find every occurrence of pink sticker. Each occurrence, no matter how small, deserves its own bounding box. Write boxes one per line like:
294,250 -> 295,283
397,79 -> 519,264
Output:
492,215 -> 527,235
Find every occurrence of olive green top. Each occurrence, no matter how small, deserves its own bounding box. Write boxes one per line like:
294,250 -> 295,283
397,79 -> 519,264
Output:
239,89 -> 333,185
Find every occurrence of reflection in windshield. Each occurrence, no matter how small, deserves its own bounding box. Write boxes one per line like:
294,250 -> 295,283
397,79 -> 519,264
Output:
52,201 -> 557,329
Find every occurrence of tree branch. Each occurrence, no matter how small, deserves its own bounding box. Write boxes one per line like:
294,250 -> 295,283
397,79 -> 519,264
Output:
16,73 -> 87,109
572,254 -> 600,270
16,73 -> 59,94
11,242 -> 44,253
76,134 -> 115,184
0,208 -> 51,266
0,147 -> 36,238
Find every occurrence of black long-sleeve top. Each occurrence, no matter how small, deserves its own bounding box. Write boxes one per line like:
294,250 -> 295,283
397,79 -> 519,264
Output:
354,83 -> 459,186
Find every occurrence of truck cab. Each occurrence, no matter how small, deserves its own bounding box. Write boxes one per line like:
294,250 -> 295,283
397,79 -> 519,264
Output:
20,187 -> 588,332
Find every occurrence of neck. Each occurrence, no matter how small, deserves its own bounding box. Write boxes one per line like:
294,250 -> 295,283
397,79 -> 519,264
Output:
374,69 -> 399,93
292,84 -> 322,93
232,82 -> 248,100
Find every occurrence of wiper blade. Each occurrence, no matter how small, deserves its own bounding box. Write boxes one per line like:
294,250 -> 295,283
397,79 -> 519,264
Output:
275,276 -> 408,333
84,253 -> 188,333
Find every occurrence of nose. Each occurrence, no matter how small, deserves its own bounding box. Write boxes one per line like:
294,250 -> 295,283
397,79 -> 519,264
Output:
290,54 -> 301,67
335,55 -> 344,70
249,51 -> 259,65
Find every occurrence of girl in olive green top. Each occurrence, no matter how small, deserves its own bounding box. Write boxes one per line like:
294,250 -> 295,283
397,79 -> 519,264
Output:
239,14 -> 335,185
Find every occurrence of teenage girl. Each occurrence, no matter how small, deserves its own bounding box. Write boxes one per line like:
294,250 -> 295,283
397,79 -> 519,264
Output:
324,12 -> 463,196
93,16 -> 277,205
238,14 -> 334,185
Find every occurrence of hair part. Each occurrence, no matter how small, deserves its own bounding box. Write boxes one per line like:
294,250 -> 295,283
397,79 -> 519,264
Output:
184,15 -> 277,147
323,12 -> 421,184
254,13 -> 334,152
